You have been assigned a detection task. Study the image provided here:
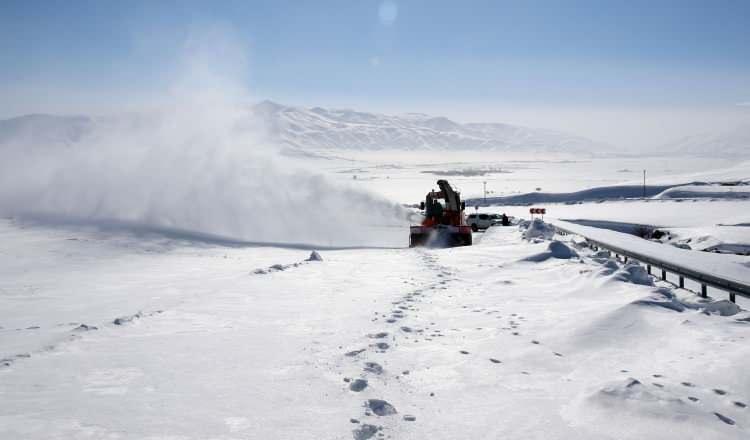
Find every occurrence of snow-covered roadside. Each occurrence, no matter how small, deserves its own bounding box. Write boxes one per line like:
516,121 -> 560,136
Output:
493,199 -> 750,256
1,220 -> 749,439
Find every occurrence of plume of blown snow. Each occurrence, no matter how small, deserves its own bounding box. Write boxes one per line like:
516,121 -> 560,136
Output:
0,27 -> 408,247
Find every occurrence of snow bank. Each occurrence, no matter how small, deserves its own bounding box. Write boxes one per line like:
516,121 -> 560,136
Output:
551,220 -> 750,286
654,184 -> 750,200
591,377 -> 704,419
612,263 -> 654,286
702,299 -> 741,316
470,184 -> 678,206
521,218 -> 556,240
523,240 -> 578,262
628,284 -> 741,316
632,288 -> 691,312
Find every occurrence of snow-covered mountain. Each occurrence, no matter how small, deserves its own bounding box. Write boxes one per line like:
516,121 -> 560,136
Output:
659,124 -> 750,158
253,100 -> 609,153
0,102 -> 611,153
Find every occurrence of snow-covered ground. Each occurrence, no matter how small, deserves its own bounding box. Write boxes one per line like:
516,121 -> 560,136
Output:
312,151 -> 740,203
2,215 -> 749,439
2,128 -> 749,439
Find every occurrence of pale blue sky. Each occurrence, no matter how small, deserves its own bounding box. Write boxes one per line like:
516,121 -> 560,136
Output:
1,0 -> 749,147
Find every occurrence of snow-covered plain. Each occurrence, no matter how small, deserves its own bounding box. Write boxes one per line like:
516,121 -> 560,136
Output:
2,215 -> 749,439
2,114 -> 750,438
312,151 -> 740,203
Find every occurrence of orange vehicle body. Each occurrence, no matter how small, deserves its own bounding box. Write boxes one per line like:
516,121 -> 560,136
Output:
409,180 -> 473,247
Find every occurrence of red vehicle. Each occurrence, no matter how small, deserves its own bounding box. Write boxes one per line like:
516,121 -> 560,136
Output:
409,180 -> 473,247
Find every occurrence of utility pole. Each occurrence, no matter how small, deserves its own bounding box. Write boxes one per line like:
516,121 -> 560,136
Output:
643,170 -> 646,199
483,181 -> 487,205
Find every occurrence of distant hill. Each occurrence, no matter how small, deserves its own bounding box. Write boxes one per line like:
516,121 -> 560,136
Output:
0,103 -> 611,154
252,100 -> 610,153
658,124 -> 750,158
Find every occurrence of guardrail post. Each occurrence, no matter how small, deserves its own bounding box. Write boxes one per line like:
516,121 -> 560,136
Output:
730,292 -> 736,303
647,265 -> 651,275
679,276 -> 684,288
701,284 -> 707,298
661,269 -> 667,281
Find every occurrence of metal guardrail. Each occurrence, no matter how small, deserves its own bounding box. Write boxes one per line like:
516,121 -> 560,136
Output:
554,224 -> 750,303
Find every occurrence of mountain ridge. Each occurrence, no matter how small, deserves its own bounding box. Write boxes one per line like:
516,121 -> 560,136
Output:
252,100 -> 609,153
1,101 -> 610,154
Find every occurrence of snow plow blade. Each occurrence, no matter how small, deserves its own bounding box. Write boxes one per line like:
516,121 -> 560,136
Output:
409,225 -> 473,248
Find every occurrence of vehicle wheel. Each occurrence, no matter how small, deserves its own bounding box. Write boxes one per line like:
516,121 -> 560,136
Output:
471,224 -> 478,232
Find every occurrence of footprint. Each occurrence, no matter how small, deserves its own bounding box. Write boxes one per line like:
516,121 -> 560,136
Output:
346,349 -> 366,357
353,424 -> 380,440
489,358 -> 501,364
713,389 -> 727,396
368,332 -> 389,339
688,396 -> 699,402
531,340 -> 540,345
681,382 -> 695,387
367,399 -> 397,416
652,374 -> 663,378
652,383 -> 664,388
403,414 -> 416,421
459,350 -> 470,355
713,412 -> 735,425
373,342 -> 389,351
733,401 -> 747,408
364,362 -> 384,375
553,352 -> 563,357
73,324 -> 98,332
349,379 -> 368,392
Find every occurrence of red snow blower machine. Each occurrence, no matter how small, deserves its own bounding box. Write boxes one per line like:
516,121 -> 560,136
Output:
409,179 -> 473,247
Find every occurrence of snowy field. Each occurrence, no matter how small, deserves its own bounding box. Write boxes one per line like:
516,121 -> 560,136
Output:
1,153 -> 749,439
2,217 -> 749,439
310,151 -> 741,203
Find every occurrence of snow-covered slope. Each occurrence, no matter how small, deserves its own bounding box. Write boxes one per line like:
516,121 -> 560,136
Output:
659,124 -> 750,158
654,183 -> 750,200
253,100 -> 609,153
